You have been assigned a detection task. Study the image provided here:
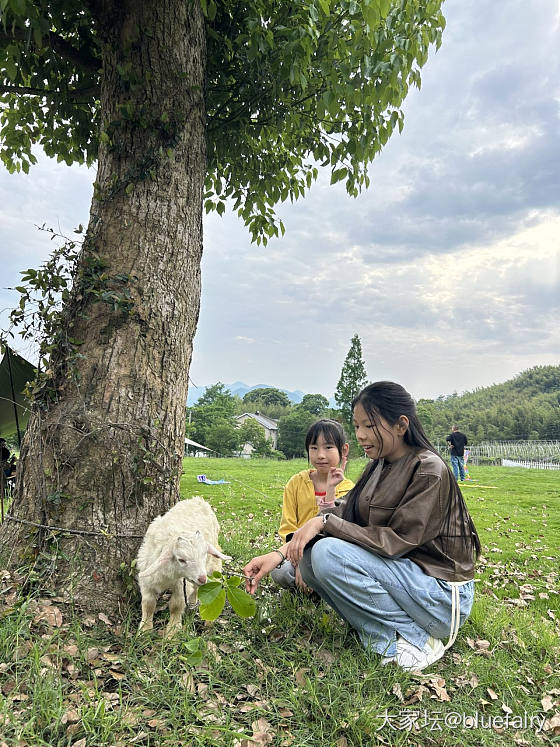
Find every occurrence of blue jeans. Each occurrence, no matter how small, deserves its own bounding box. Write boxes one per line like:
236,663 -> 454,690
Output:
451,454 -> 465,481
270,559 -> 296,588
299,538 -> 474,657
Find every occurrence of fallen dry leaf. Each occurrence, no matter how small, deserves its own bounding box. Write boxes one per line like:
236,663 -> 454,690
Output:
60,708 -> 80,725
427,677 -> 450,702
487,688 -> 498,700
542,695 -> 555,712
249,718 -> 274,746
404,684 -> 430,704
34,603 -> 63,628
543,713 -> 560,735
454,673 -> 479,689
102,652 -> 121,663
121,711 -> 140,726
294,668 -> 309,687
315,649 -> 337,668
1,679 -> 16,696
39,654 -> 57,669
147,718 -> 166,729
65,663 -> 80,679
278,707 -> 294,717
87,647 -> 100,662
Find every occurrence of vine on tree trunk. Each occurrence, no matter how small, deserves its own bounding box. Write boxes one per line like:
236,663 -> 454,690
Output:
7,224 -> 137,406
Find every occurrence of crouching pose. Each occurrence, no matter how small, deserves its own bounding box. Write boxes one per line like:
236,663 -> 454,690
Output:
244,381 -> 480,671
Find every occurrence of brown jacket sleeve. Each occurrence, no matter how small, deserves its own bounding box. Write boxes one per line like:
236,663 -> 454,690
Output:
322,461 -> 447,558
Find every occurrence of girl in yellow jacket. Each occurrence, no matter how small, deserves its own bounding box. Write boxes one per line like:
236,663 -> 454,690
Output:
271,419 -> 354,590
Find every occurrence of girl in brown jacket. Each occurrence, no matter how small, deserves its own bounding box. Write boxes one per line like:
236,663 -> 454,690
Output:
244,381 -> 480,671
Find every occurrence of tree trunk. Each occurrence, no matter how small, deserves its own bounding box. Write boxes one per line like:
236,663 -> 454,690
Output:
0,0 -> 206,617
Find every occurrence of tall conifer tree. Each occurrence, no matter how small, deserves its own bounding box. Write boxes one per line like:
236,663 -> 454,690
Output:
335,334 -> 368,425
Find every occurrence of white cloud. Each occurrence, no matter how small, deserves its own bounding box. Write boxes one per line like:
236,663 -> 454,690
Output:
1,0 -> 559,401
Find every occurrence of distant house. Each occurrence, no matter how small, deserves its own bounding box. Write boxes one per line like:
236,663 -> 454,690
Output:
235,411 -> 278,455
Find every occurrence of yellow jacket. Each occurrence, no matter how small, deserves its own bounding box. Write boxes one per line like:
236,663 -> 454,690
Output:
278,469 -> 355,542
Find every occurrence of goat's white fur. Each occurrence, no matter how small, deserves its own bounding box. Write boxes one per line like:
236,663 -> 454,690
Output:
136,496 -> 230,636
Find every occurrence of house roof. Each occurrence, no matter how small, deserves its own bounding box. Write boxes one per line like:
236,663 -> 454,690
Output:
235,412 -> 278,430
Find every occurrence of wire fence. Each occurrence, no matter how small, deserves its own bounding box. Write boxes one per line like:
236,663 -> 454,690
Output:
466,440 -> 560,469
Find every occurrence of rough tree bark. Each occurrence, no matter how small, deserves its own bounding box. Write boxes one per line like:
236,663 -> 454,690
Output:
0,0 -> 206,616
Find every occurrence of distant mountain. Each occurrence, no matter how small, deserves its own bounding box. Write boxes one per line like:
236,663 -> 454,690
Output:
187,381 -> 306,406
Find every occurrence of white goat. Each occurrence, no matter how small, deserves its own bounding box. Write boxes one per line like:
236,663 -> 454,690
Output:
136,496 -> 230,636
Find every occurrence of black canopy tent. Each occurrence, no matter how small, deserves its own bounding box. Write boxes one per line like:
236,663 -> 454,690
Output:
0,344 -> 36,447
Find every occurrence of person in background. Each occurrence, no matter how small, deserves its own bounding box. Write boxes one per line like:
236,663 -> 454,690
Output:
446,425 -> 468,482
244,382 -> 480,671
1,438 -> 11,477
7,455 -> 17,477
270,419 -> 354,591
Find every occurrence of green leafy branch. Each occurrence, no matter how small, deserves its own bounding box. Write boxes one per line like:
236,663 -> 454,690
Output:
197,571 -> 256,621
2,0 -> 445,243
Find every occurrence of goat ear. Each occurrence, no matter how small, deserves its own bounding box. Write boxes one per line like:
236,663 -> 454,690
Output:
138,546 -> 174,578
206,543 -> 231,561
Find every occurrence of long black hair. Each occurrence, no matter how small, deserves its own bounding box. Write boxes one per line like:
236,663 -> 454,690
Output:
349,381 -> 480,557
305,419 -> 347,462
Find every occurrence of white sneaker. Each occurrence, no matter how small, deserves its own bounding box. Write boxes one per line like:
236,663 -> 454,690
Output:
381,635 -> 445,671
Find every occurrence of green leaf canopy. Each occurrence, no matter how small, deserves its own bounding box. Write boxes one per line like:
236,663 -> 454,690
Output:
1,0 -> 445,242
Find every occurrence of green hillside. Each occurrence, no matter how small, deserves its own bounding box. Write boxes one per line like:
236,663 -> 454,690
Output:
417,365 -> 560,443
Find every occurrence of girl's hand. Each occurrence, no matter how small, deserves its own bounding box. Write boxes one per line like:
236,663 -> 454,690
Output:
327,456 -> 348,500
326,455 -> 348,490
294,565 -> 311,594
286,516 -> 323,566
243,552 -> 282,594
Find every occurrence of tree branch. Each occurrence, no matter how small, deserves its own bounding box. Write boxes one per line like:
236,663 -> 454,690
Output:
0,30 -> 100,74
0,83 -> 99,100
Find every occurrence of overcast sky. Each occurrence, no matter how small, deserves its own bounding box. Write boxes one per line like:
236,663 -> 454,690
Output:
1,0 -> 559,402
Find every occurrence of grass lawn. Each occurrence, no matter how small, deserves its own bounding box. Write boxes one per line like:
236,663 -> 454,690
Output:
0,459 -> 559,745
